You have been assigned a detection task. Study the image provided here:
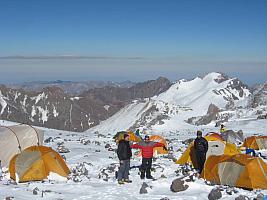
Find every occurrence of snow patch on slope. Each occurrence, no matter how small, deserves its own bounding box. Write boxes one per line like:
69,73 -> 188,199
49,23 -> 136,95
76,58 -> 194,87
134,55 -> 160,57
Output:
0,90 -> 7,115
37,106 -> 49,123
88,100 -> 151,134
32,92 -> 47,104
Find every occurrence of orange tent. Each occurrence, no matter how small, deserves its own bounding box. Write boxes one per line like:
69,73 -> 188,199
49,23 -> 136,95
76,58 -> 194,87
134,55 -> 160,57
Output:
9,146 -> 70,182
242,136 -> 267,150
201,154 -> 267,189
149,135 -> 168,155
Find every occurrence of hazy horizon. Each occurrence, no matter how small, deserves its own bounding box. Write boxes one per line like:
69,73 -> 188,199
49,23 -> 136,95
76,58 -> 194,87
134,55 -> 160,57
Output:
0,0 -> 266,85
1,68 -> 266,87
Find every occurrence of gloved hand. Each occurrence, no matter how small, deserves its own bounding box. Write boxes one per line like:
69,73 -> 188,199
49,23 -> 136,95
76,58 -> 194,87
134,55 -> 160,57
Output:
120,160 -> 124,164
163,146 -> 168,151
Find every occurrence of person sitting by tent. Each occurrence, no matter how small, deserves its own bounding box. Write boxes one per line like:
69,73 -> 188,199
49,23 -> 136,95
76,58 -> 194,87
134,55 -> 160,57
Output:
240,147 -> 267,159
240,146 -> 256,157
194,131 -> 208,173
220,124 -> 227,134
131,135 -> 167,179
245,148 -> 256,157
117,133 -> 132,184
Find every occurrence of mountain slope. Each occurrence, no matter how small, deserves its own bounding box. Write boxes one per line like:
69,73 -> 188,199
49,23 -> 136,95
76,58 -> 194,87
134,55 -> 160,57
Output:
0,77 -> 171,131
88,72 -> 257,134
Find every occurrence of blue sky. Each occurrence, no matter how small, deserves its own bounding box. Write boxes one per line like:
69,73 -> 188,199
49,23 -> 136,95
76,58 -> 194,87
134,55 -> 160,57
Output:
0,0 -> 266,85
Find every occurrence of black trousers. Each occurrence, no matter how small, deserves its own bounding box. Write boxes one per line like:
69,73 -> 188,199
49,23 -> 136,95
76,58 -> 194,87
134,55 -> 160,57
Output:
140,158 -> 152,178
196,151 -> 206,173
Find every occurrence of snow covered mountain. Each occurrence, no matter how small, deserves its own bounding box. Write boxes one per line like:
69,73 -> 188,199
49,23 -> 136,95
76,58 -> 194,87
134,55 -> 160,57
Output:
0,72 -> 266,133
88,72 -> 266,135
251,83 -> 267,107
0,77 -> 171,131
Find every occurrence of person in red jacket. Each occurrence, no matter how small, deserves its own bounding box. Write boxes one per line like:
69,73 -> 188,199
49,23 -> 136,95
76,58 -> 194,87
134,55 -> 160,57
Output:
131,135 -> 167,179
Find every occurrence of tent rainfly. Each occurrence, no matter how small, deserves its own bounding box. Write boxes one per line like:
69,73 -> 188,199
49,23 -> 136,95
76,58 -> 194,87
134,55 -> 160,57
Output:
0,124 -> 44,166
9,145 -> 70,182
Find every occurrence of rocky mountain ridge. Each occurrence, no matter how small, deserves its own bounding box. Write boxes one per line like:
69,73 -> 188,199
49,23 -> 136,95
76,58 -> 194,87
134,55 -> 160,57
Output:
87,72 -> 267,135
0,77 -> 171,131
8,80 -> 136,95
1,73 -> 266,133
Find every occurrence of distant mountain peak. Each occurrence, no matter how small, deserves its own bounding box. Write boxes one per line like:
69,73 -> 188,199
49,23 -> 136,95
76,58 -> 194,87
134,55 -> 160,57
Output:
199,72 -> 229,83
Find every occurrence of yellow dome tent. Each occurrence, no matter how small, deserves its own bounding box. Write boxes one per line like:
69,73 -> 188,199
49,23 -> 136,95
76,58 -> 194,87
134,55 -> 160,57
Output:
176,135 -> 240,168
9,146 -> 70,182
114,131 -> 142,143
201,154 -> 267,189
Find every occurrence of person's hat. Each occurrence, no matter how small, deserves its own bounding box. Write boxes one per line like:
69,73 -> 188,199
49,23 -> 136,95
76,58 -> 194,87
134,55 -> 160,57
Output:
144,135 -> 149,140
124,134 -> 129,139
197,130 -> 202,136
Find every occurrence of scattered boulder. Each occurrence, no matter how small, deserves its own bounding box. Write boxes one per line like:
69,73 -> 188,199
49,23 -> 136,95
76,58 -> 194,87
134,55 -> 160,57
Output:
166,153 -> 177,162
106,164 -> 116,173
80,138 -> 91,145
57,142 -> 64,146
140,182 -> 149,194
170,178 -> 189,192
98,164 -> 117,181
73,176 -> 82,183
105,144 -> 111,149
255,193 -> 265,200
175,163 -> 194,177
208,188 -> 222,200
182,138 -> 194,145
225,187 -> 238,195
70,162 -> 91,182
235,195 -> 250,200
98,134 -> 106,138
44,137 -> 53,143
94,141 -> 101,146
185,174 -> 196,182
257,114 -> 267,119
160,198 -> 170,200
160,174 -> 167,179
33,187 -> 39,195
5,197 -> 14,200
108,147 -> 115,152
57,146 -> 70,153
